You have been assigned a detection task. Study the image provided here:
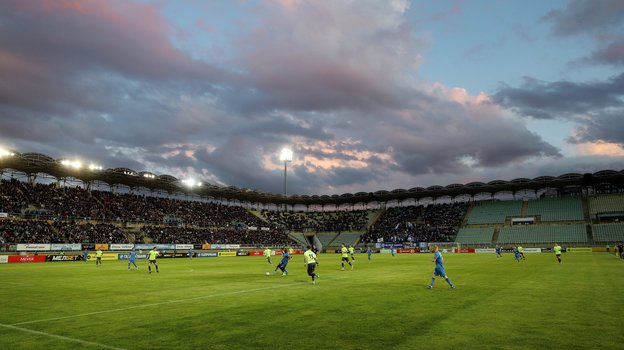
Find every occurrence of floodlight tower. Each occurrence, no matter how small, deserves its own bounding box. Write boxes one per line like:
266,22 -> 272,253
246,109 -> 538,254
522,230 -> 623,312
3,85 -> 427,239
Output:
279,148 -> 293,209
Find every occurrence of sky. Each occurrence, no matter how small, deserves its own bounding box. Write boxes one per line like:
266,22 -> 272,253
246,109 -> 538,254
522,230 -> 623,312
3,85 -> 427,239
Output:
0,0 -> 623,196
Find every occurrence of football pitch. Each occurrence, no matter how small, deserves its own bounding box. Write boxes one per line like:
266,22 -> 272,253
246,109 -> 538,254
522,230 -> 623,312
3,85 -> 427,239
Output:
1,252 -> 622,350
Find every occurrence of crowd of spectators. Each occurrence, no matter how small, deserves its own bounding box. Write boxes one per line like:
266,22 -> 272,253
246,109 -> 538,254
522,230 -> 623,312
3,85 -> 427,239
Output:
261,210 -> 369,232
360,203 -> 467,244
0,178 -> 469,246
142,226 -> 296,246
0,219 -> 55,243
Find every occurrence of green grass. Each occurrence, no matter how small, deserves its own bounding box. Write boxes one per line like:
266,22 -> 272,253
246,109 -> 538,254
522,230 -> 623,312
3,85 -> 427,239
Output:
1,252 -> 623,350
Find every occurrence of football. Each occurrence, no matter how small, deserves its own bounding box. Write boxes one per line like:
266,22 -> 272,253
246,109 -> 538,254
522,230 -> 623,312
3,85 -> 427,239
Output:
265,272 -> 270,276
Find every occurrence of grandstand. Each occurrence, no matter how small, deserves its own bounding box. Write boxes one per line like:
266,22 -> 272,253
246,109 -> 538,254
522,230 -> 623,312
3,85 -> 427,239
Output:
526,197 -> 584,221
497,224 -> 587,244
591,223 -> 624,243
1,151 -> 624,249
454,227 -> 495,244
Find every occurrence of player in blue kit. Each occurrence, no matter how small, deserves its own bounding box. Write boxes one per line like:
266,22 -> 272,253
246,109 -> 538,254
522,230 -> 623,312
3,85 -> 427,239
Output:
127,248 -> 138,271
513,246 -> 521,263
495,246 -> 502,259
427,245 -> 455,289
273,248 -> 290,276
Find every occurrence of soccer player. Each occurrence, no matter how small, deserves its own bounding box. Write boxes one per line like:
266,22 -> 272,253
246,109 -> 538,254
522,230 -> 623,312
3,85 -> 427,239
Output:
554,243 -> 562,264
264,247 -> 272,265
367,246 -> 372,261
390,247 -> 395,257
83,248 -> 89,263
513,246 -> 521,263
495,245 -> 502,259
304,245 -> 319,284
95,248 -> 103,267
427,245 -> 455,289
188,247 -> 193,260
518,245 -> 526,260
128,248 -> 138,271
273,248 -> 290,276
348,245 -> 356,262
340,243 -> 353,271
148,247 -> 159,274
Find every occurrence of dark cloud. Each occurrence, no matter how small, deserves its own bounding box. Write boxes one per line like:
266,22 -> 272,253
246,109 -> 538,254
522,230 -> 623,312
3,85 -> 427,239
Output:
587,35 -> 624,66
541,0 -> 624,36
0,0 -> 589,195
493,73 -> 624,119
569,110 -> 624,146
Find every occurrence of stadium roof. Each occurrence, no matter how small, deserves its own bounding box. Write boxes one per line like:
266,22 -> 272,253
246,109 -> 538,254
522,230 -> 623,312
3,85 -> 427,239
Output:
1,151 -> 623,206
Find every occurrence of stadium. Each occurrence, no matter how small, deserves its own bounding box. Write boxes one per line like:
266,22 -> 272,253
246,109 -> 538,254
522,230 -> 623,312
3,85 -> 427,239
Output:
1,150 -> 623,349
2,1 -> 624,349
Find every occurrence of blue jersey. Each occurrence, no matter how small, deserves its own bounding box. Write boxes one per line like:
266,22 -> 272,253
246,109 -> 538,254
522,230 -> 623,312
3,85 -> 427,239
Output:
279,252 -> 290,266
433,251 -> 447,276
128,250 -> 137,262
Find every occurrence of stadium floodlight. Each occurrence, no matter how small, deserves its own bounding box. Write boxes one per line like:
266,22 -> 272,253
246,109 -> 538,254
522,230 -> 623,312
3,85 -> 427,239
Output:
279,148 -> 293,207
183,178 -> 201,188
88,163 -> 103,171
143,173 -> 156,179
60,159 -> 82,169
0,148 -> 15,157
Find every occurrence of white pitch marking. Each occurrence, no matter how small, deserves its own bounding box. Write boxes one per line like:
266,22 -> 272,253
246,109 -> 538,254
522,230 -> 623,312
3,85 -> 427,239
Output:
0,323 -> 127,350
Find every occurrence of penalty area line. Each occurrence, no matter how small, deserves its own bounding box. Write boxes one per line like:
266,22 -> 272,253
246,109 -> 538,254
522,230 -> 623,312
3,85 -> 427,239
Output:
0,323 -> 127,350
11,274 -> 351,327
12,282 -> 296,326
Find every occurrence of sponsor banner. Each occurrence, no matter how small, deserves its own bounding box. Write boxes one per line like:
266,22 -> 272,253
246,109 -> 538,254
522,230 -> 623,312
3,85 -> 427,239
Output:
161,253 -> 187,258
135,244 -> 175,250
201,244 -> 211,250
291,250 -> 304,255
8,255 -> 47,263
218,251 -> 237,257
248,226 -> 258,231
46,255 -> 81,262
396,249 -> 419,254
110,244 -> 135,251
82,243 -> 95,250
237,251 -> 250,256
249,251 -> 263,256
375,243 -> 404,249
175,244 -> 194,250
567,247 -> 592,253
17,244 -> 50,251
592,247 -> 608,252
0,255 -> 8,264
118,254 -> 148,260
475,249 -> 496,254
0,212 -> 8,218
196,252 -> 218,257
524,248 -> 543,253
95,243 -> 109,251
194,244 -> 203,250
225,244 -> 240,249
456,248 -> 476,253
51,243 -> 82,251
100,253 -> 119,261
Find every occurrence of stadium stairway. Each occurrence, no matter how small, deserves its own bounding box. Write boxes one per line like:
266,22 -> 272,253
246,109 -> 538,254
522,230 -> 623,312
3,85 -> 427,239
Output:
521,201 -> 528,216
492,226 -> 500,243
586,224 -> 594,244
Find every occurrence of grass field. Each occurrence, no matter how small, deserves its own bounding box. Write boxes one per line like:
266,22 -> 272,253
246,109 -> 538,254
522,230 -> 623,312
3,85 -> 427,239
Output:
1,252 -> 623,350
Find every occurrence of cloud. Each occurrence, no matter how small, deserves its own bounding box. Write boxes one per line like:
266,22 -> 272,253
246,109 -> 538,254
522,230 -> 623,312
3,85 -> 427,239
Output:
587,35 -> 624,66
541,0 -> 624,36
493,73 -> 624,119
0,0 -> 574,195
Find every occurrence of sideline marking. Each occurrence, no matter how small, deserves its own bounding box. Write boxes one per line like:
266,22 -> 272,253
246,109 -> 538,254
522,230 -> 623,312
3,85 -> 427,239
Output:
0,323 -> 127,350
11,275 -> 348,327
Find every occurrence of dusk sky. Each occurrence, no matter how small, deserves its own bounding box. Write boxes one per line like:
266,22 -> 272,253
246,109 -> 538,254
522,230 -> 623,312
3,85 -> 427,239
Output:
1,0 -> 623,195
